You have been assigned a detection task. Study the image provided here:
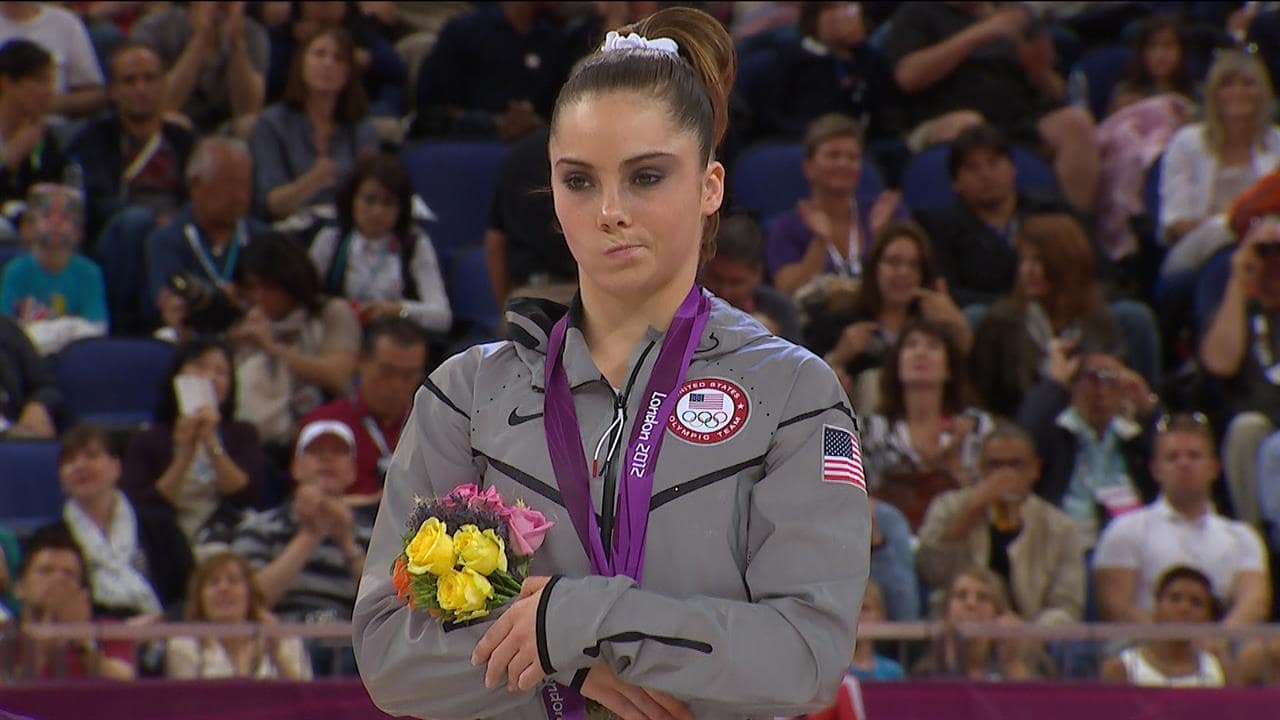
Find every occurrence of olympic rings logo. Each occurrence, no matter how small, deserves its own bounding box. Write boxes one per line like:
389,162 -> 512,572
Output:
680,409 -> 730,429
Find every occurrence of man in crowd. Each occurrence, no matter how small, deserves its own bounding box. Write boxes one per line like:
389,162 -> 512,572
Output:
703,213 -> 802,342
0,2 -> 105,118
1093,415 -> 1272,625
917,422 -> 1085,624
302,317 -> 428,506
0,312 -> 60,437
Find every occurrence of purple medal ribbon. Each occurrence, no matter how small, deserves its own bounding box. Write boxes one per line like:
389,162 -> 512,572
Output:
539,286 -> 710,717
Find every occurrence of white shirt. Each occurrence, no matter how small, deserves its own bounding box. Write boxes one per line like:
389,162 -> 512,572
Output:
1158,123 -> 1280,242
0,5 -> 104,93
1118,646 -> 1225,688
165,635 -> 313,681
1093,496 -> 1268,613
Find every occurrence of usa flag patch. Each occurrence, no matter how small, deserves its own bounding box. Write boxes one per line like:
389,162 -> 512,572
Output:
822,425 -> 866,492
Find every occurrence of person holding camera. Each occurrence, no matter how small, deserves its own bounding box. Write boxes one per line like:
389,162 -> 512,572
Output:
1202,217 -> 1280,529
145,137 -> 265,339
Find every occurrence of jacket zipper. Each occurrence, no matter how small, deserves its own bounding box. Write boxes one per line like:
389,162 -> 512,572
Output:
598,340 -> 656,555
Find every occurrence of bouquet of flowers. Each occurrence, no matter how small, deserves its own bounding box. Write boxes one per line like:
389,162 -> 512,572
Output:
390,484 -> 554,623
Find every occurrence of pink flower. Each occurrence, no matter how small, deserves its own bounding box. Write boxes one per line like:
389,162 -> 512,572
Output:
473,485 -> 507,513
506,505 -> 554,555
443,483 -> 480,508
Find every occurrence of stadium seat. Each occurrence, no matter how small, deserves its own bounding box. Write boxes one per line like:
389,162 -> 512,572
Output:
730,142 -> 886,222
901,144 -> 1058,213
1067,45 -> 1134,120
54,337 -> 176,427
447,244 -> 499,349
403,141 -> 508,267
0,440 -> 63,531
0,241 -> 21,272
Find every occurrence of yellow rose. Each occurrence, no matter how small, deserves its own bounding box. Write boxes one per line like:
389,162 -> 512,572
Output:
405,517 -> 455,576
453,525 -> 509,576
436,567 -> 494,620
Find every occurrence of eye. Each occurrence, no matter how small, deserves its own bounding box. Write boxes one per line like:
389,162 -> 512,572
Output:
633,170 -> 664,187
561,174 -> 592,192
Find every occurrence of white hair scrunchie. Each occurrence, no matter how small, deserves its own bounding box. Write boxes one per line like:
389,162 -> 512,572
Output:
601,31 -> 680,56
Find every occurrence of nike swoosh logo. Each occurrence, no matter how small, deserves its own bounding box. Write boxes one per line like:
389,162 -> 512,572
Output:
508,408 -> 544,426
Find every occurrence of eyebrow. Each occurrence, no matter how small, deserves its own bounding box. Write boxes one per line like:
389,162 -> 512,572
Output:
554,151 -> 679,169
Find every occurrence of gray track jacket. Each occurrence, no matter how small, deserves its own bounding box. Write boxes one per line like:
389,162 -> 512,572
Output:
354,292 -> 870,719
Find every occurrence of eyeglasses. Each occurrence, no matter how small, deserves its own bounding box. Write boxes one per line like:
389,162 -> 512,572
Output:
1156,412 -> 1211,433
1079,367 -> 1120,385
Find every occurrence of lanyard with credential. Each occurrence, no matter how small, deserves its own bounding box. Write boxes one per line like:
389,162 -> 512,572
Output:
121,132 -> 163,189
540,285 -> 709,719
185,222 -> 244,287
356,399 -> 394,481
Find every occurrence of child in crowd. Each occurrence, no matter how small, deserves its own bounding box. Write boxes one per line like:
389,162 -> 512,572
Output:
0,183 -> 107,355
1102,565 -> 1228,687
848,580 -> 905,682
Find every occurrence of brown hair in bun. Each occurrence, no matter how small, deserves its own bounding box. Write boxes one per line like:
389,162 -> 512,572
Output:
551,7 -> 736,259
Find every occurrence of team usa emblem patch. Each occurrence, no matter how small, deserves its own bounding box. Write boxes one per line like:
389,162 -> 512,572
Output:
667,377 -> 750,445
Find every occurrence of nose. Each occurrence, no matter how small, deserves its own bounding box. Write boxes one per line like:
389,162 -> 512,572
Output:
597,184 -> 630,232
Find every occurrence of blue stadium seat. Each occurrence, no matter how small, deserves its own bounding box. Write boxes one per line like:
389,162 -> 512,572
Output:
55,337 -> 176,427
730,142 -> 886,222
1068,45 -> 1134,120
0,241 -> 21,272
448,244 -> 499,349
403,141 -> 508,266
0,440 -> 63,531
901,144 -> 1059,213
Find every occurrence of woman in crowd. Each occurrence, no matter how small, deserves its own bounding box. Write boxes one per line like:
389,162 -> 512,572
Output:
809,221 -> 970,411
1159,50 -> 1280,281
1102,566 -> 1228,687
848,580 -> 905,682
971,212 -> 1125,418
165,551 -> 312,680
765,112 -> 903,295
231,232 -> 360,451
308,153 -> 452,334
861,319 -> 993,530
250,26 -> 378,220
121,337 -> 265,548
1109,15 -> 1194,114
57,423 -> 193,618
914,567 -> 1036,681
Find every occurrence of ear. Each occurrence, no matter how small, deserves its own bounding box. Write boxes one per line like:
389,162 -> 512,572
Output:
702,160 -> 725,217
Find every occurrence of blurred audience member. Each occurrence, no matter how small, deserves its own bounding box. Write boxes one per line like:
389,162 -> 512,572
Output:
6,525 -> 134,680
0,183 -> 107,355
862,319 -> 993,530
766,113 -> 903,296
414,2 -> 568,140
231,420 -> 372,626
264,1 -> 406,118
1200,219 -> 1280,527
0,2 -> 106,118
308,153 -> 451,333
484,126 -> 577,310
912,566 -> 1036,680
1016,344 -> 1160,550
165,551 -> 312,680
68,40 -> 194,248
756,2 -> 894,142
250,26 -> 376,221
1159,51 -> 1280,283
56,423 -> 193,618
231,232 -> 360,450
1108,15 -> 1194,114
917,423 -> 1084,625
0,39 -> 65,236
885,2 -> 1098,211
121,338 -> 265,549
0,525 -> 18,619
301,317 -> 427,505
0,312 -> 60,437
702,213 -> 801,342
868,497 -> 921,622
970,212 -> 1125,417
808,222 -> 968,411
848,580 -> 905,682
1093,414 -> 1271,625
130,1 -> 268,135
1101,566 -> 1228,687
146,137 -> 261,338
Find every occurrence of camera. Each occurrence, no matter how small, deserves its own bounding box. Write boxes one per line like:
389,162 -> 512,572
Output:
168,272 -> 244,335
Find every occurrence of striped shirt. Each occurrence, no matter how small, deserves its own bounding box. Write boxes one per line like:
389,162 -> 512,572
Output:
231,504 -> 376,622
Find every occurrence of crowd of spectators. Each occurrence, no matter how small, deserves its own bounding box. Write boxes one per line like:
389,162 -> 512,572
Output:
2,0 -> 1280,693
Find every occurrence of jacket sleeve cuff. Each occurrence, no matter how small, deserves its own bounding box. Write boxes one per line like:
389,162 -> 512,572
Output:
538,574 -> 635,680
